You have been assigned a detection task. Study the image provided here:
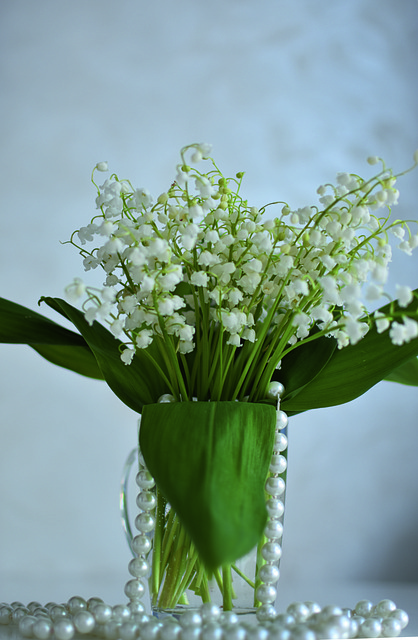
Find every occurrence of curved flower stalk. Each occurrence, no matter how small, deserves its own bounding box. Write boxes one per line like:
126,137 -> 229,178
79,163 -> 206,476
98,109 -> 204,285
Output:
1,144 -> 418,603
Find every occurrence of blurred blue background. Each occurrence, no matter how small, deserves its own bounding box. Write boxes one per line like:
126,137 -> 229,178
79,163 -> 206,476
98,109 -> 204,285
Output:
0,0 -> 417,608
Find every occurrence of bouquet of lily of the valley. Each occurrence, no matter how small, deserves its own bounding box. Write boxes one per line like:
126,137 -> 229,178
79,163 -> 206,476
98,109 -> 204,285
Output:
1,143 -> 418,611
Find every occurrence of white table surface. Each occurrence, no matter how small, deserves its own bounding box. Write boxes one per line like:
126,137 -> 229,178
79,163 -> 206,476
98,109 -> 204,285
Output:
0,577 -> 417,638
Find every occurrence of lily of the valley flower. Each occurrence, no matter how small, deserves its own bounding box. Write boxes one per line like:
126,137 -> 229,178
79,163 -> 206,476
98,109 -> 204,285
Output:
66,144 -> 418,398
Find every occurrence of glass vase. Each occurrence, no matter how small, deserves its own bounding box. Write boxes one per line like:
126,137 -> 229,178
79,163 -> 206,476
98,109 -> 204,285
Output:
120,428 -> 287,618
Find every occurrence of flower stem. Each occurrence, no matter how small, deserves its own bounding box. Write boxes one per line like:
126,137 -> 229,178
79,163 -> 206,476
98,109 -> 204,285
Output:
222,565 -> 233,611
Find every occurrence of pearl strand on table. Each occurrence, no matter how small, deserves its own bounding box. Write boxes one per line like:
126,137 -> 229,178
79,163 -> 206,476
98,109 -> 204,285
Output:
0,596 -> 409,639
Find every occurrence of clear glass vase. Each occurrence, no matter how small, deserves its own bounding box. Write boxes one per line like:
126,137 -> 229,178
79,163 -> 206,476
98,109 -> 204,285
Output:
120,433 -> 287,618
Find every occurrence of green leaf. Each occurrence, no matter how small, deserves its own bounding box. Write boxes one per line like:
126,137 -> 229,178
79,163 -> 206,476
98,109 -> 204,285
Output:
281,294 -> 418,414
0,297 -> 104,379
384,356 -> 418,386
29,344 -> 104,380
41,297 -> 169,413
0,297 -> 86,345
272,332 -> 337,404
139,401 -> 276,570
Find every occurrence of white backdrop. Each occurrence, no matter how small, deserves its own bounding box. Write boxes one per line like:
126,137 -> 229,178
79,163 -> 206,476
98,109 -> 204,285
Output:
0,0 -> 417,606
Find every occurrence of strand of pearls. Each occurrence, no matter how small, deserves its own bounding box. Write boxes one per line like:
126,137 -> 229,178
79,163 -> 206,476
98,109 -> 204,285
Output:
124,449 -> 156,613
0,597 -> 409,639
256,381 -> 288,622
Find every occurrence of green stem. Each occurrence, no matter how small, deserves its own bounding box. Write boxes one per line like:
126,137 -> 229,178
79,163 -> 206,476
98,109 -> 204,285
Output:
231,564 -> 255,589
150,490 -> 167,604
158,525 -> 189,608
222,565 -> 233,611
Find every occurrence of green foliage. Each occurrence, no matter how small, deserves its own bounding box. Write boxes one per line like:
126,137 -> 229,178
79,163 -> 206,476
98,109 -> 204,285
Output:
280,294 -> 418,414
0,297 -> 103,380
384,356 -> 418,386
40,297 -> 169,413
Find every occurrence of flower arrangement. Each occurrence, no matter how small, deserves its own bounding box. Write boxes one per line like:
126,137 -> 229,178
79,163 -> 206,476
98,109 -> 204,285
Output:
1,143 -> 418,613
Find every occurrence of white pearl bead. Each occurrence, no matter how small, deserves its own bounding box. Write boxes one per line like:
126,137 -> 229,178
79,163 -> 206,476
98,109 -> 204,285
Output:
124,579 -> 146,599
348,618 -> 360,638
276,411 -> 288,430
360,617 -> 382,638
256,584 -> 277,604
132,534 -> 152,555
50,605 -> 68,621
200,621 -> 223,640
286,602 -> 310,622
73,610 -> 96,633
67,597 -> 87,614
303,601 -> 321,615
87,597 -> 104,609
265,477 -> 285,497
128,557 -> 150,578
355,599 -> 373,617
381,617 -> 402,637
200,603 -> 221,621
135,470 -> 155,490
261,542 -> 282,562
374,599 -> 397,615
266,499 -> 285,518
221,624 -> 247,640
255,605 -> 277,624
91,603 -> 113,624
319,605 -> 343,619
103,620 -> 122,639
0,605 -> 12,624
12,608 -> 29,622
267,382 -> 284,398
180,611 -> 202,628
274,432 -> 288,452
269,454 -> 287,475
33,618 -> 53,640
119,621 -> 140,640
18,615 -> 37,637
136,491 -> 157,511
389,609 -> 409,629
246,624 -> 270,640
219,612 -> 238,626
181,627 -> 202,640
286,624 -> 315,640
135,513 -> 156,533
159,621 -> 182,640
258,563 -> 280,584
53,619 -> 75,640
111,605 -> 131,621
128,601 -> 146,615
141,620 -> 162,640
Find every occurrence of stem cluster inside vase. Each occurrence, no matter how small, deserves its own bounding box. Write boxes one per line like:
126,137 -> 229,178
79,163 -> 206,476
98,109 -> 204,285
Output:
150,489 -> 259,612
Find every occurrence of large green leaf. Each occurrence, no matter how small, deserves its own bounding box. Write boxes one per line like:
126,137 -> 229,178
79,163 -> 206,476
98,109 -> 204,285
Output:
0,297 -> 86,345
281,294 -> 418,414
140,401 -> 276,570
30,344 -> 104,380
384,356 -> 418,386
41,297 -> 169,414
0,297 -> 104,380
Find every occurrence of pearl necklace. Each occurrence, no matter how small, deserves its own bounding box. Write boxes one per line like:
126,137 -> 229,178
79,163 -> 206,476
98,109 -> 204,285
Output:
0,596 -> 410,639
0,386 -> 410,638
